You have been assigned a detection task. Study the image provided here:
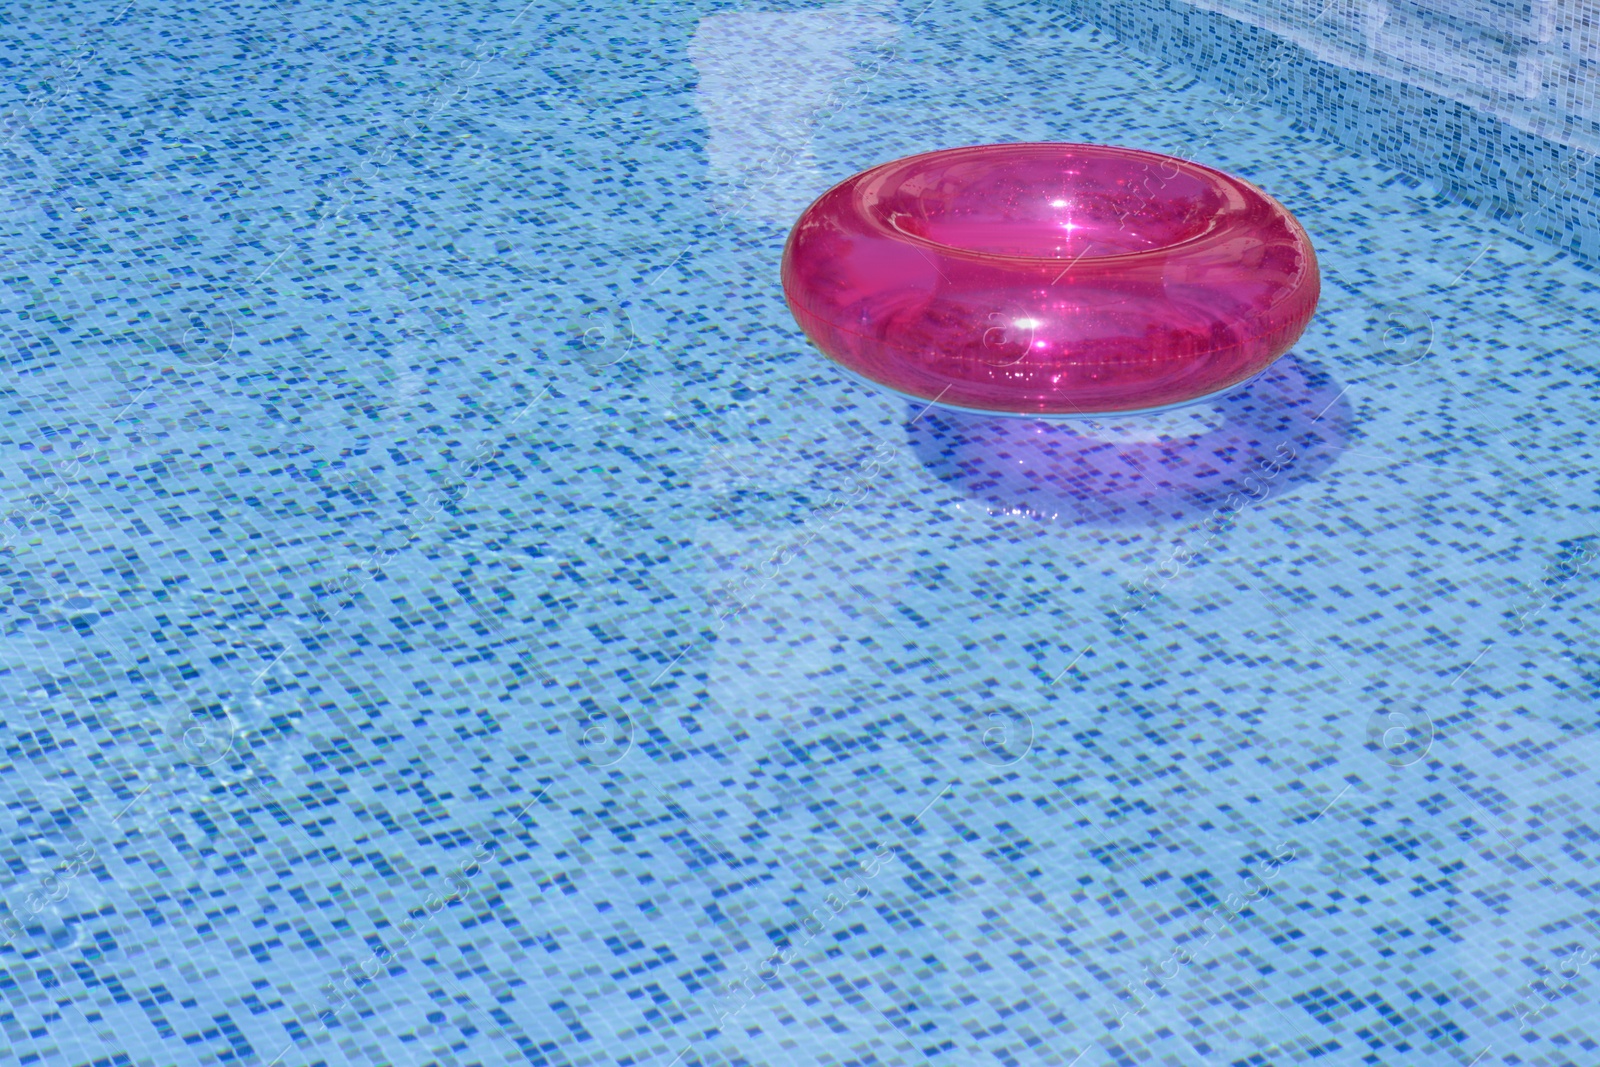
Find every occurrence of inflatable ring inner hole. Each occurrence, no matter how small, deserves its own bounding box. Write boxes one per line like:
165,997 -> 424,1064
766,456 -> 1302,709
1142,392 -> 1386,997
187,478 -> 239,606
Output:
869,150 -> 1226,260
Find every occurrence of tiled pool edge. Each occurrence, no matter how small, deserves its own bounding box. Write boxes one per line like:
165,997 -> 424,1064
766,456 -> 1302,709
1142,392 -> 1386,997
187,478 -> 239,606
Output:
1050,0 -> 1600,265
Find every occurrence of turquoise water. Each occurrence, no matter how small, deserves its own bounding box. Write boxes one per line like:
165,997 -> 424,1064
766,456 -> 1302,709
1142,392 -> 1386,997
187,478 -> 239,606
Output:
0,1 -> 1597,1065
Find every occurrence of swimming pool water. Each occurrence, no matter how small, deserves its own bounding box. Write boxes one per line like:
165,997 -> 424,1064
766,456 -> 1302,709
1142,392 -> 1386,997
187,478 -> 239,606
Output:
0,0 -> 1597,1065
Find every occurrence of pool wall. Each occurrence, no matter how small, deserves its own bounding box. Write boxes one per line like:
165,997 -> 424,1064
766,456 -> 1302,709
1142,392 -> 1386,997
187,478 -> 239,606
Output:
1053,0 -> 1600,263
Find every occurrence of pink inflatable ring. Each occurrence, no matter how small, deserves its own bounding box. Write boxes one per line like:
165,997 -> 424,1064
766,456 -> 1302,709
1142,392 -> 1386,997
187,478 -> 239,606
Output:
781,142 -> 1320,416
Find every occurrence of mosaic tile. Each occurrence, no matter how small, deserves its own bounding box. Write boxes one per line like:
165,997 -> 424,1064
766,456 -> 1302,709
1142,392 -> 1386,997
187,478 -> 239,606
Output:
1054,0 -> 1600,263
0,0 -> 1597,1065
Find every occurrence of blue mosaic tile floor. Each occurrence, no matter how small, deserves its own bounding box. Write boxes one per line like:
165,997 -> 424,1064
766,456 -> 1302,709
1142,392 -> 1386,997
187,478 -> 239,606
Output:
0,1 -> 1598,1065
